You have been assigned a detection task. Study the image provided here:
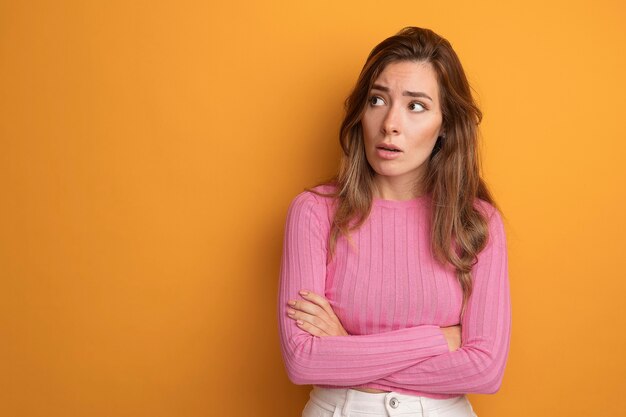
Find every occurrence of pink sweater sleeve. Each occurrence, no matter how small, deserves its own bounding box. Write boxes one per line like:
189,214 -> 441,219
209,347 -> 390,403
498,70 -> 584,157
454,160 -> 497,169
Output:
374,206 -> 511,394
278,192 -> 450,386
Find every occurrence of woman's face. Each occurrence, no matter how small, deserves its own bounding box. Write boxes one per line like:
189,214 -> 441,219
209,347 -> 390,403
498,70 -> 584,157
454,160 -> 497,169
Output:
362,60 -> 444,193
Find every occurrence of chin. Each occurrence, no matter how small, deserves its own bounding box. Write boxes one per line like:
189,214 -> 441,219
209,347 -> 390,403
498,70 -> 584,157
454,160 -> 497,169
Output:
372,166 -> 406,178
371,162 -> 428,182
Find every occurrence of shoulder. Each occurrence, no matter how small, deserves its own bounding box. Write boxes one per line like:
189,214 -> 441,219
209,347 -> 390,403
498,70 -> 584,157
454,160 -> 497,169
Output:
474,198 -> 506,245
474,198 -> 502,222
289,184 -> 337,211
286,183 -> 337,227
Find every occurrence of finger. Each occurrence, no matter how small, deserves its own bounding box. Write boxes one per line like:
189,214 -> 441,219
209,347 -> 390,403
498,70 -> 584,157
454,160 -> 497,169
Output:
287,308 -> 330,333
288,299 -> 325,317
294,318 -> 329,337
294,292 -> 348,337
299,290 -> 337,318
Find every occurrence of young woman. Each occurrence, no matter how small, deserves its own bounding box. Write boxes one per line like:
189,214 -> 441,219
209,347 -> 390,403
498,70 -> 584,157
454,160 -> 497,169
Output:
278,27 -> 510,417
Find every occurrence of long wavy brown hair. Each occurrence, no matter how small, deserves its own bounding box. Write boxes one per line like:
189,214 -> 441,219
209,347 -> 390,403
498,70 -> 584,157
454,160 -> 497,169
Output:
312,26 -> 497,314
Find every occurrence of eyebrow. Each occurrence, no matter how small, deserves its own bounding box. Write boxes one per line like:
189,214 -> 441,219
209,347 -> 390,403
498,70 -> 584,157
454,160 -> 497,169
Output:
371,84 -> 433,102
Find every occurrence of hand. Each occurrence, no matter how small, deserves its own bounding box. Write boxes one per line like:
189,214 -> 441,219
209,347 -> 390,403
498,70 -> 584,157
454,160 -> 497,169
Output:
440,325 -> 461,351
287,290 -> 349,337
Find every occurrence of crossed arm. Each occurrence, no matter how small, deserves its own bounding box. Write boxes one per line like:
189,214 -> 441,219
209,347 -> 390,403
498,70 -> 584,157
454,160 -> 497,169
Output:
277,192 -> 511,393
286,290 -> 462,352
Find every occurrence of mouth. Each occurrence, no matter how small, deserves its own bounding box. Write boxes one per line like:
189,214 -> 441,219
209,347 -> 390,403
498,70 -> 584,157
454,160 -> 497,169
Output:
376,143 -> 402,152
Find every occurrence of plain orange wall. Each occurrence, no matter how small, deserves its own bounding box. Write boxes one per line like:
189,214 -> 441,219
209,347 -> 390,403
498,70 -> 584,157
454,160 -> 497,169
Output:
1,1 -> 625,416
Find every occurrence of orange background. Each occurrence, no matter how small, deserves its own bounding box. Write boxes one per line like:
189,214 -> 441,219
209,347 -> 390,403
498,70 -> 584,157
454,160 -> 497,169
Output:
1,1 -> 625,416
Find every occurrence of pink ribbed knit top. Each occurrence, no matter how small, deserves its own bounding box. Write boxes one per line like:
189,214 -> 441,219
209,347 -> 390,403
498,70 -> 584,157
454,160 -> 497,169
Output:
277,184 -> 511,398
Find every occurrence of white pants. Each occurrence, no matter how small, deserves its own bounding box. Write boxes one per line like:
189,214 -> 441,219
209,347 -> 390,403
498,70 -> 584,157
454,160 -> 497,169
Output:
302,387 -> 478,417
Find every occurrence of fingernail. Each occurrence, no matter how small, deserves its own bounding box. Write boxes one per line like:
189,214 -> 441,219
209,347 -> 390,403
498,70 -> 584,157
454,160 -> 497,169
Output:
296,320 -> 304,325
287,309 -> 296,315
299,290 -> 309,296
288,300 -> 296,306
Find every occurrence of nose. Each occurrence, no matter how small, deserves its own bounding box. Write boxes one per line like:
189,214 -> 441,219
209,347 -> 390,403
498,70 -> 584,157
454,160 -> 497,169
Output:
381,104 -> 401,135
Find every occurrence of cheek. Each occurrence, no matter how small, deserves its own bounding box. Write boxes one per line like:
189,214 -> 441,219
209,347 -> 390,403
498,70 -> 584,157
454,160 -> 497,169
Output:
410,119 -> 442,143
405,122 -> 441,156
361,110 -> 383,140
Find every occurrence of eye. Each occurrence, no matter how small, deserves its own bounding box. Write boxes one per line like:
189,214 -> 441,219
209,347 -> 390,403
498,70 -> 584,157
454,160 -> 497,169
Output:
409,102 -> 426,112
369,96 -> 385,106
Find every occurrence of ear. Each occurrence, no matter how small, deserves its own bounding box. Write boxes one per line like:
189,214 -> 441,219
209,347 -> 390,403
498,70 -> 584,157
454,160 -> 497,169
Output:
436,121 -> 446,141
431,135 -> 444,156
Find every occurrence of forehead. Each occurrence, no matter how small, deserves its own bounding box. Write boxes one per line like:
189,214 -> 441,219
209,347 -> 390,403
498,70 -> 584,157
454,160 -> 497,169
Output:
374,60 -> 439,96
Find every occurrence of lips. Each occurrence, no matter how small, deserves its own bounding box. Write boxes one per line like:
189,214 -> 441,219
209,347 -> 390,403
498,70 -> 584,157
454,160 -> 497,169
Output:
375,143 -> 403,160
376,143 -> 402,152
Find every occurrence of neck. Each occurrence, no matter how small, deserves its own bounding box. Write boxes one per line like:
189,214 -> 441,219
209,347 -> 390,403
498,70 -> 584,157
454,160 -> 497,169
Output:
373,175 -> 425,201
